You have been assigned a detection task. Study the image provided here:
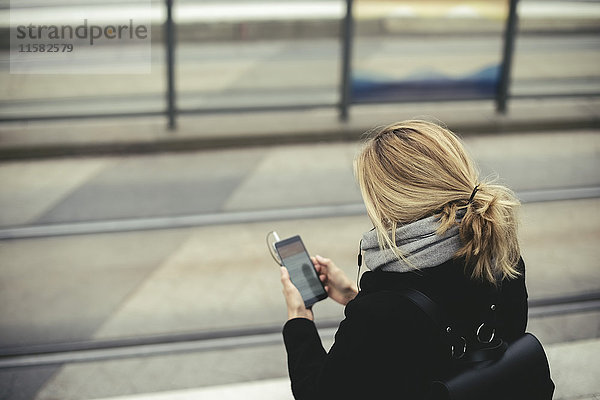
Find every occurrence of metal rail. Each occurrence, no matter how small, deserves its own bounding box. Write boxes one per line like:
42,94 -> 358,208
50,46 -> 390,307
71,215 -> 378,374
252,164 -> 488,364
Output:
2,93 -> 599,124
5,0 -> 590,127
0,186 -> 598,241
0,290 -> 598,369
339,0 -> 354,121
165,0 -> 176,130
497,0 -> 519,113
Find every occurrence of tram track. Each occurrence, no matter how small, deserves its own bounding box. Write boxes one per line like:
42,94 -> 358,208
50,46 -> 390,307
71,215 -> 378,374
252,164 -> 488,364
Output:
0,186 -> 598,240
0,185 -> 597,369
0,290 -> 598,369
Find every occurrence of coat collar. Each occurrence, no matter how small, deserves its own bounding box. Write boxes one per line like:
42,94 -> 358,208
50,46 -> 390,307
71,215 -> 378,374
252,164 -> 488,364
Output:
358,258 -> 473,296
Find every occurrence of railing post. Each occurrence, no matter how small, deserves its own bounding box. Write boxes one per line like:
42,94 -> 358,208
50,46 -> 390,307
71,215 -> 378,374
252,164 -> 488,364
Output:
339,0 -> 354,122
497,0 -> 519,114
165,0 -> 176,130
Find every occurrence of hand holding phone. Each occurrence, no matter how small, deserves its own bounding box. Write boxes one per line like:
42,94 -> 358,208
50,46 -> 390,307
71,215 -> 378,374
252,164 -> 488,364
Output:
280,267 -> 314,320
311,255 -> 358,306
274,235 -> 328,308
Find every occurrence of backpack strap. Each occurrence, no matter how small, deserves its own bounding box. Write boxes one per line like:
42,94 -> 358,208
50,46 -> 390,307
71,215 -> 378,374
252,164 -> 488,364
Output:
399,288 -> 506,362
399,288 -> 467,360
475,284 -> 501,344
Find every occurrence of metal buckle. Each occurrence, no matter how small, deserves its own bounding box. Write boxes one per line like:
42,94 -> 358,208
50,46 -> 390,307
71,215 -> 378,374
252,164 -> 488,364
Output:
451,336 -> 467,359
476,323 -> 496,344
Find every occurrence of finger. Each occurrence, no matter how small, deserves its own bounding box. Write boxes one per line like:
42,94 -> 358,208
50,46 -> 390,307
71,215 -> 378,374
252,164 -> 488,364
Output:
313,256 -> 325,270
312,257 -> 324,269
317,269 -> 326,279
315,255 -> 330,265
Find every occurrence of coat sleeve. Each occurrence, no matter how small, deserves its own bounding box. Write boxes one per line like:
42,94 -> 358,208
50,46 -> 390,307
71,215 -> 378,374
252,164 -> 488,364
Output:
282,293 -> 440,400
282,318 -> 327,399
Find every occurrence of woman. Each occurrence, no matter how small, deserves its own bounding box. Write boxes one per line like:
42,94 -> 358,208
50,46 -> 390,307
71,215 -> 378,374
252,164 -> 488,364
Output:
279,120 -> 528,399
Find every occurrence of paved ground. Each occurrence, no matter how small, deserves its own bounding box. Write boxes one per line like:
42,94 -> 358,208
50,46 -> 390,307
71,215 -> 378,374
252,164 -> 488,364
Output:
0,1 -> 598,398
1,204 -> 599,400
0,125 -> 599,399
1,126 -> 599,228
83,336 -> 600,400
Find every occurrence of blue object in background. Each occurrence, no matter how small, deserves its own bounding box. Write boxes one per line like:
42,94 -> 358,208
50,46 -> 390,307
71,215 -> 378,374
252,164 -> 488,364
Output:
351,64 -> 500,103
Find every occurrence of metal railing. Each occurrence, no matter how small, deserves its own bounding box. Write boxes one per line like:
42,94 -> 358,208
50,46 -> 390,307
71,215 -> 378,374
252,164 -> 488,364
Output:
0,0 -> 523,127
161,0 -> 523,128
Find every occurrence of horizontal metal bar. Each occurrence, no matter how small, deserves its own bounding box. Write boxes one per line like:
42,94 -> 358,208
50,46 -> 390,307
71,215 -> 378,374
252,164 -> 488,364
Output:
529,299 -> 600,318
0,319 -> 344,360
352,93 -> 600,106
178,103 -> 337,115
0,110 -> 165,123
0,326 -> 297,358
0,332 -> 288,369
249,92 -> 600,108
4,290 -> 594,358
0,92 -> 598,124
517,186 -> 600,203
0,204 -> 366,240
0,103 -> 336,124
528,291 -> 600,308
0,292 -> 598,369
0,187 -> 598,241
351,94 -> 495,105
0,326 -> 339,369
511,92 -> 600,100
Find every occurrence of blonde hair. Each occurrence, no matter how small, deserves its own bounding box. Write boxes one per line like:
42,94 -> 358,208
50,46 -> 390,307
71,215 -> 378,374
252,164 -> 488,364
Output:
354,120 -> 521,285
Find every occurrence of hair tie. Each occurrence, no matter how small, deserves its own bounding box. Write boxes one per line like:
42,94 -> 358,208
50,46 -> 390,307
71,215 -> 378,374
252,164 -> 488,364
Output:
468,185 -> 480,204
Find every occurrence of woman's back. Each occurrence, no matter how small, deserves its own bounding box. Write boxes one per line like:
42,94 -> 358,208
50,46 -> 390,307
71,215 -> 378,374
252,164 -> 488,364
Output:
284,257 -> 528,399
279,120 -> 531,399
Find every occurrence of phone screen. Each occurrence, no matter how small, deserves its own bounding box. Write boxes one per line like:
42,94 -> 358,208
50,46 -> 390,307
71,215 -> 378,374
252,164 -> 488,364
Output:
275,235 -> 327,307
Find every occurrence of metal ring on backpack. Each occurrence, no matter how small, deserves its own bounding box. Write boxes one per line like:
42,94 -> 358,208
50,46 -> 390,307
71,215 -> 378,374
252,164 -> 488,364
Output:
451,336 -> 467,359
477,323 -> 496,344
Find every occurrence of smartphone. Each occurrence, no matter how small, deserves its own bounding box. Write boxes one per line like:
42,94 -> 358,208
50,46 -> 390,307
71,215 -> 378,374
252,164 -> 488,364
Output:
275,235 -> 328,308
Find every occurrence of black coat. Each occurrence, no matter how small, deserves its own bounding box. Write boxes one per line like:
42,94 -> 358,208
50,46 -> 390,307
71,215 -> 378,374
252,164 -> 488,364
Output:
282,257 -> 528,400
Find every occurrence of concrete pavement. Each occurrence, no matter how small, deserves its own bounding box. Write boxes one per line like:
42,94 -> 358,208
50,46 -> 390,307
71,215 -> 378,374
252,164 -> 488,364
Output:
0,97 -> 599,160
1,46 -> 599,397
1,121 -> 599,229
1,203 -> 598,399
0,126 -> 599,399
1,3 -> 599,398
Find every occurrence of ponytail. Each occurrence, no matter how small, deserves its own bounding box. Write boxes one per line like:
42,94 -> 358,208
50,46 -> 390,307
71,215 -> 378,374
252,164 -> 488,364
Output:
440,182 -> 521,285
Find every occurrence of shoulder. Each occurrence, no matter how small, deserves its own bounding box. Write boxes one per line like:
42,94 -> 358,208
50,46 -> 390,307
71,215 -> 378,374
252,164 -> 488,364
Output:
346,289 -> 413,312
336,289 -> 446,381
499,257 -> 527,296
344,290 -> 435,333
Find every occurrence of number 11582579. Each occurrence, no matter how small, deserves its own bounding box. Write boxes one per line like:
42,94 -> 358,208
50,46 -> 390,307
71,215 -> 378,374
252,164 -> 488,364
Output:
18,44 -> 74,52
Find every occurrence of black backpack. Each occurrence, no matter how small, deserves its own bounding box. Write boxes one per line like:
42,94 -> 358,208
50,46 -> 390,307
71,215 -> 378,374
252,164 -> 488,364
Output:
400,288 -> 555,400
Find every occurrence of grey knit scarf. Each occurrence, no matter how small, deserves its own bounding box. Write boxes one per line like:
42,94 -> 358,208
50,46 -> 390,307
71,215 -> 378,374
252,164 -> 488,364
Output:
361,211 -> 464,272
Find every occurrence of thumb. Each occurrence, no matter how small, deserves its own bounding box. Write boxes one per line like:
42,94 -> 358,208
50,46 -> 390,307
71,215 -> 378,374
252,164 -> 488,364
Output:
280,267 -> 293,287
280,266 -> 289,278
280,267 -> 302,298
